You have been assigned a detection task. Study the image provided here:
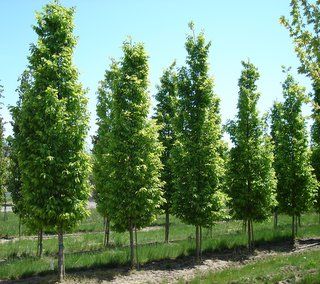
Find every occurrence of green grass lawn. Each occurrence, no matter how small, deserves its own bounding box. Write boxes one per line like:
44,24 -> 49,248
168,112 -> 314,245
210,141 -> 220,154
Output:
0,210 -> 319,280
187,248 -> 320,283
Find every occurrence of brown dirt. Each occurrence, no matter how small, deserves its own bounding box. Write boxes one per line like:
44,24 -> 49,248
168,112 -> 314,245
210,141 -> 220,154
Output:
2,237 -> 320,284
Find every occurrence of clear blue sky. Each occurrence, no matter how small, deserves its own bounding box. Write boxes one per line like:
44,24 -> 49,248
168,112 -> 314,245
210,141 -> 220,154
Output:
0,0 -> 312,145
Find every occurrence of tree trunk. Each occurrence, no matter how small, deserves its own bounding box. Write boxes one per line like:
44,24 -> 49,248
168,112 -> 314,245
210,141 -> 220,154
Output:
274,210 -> 278,229
38,228 -> 43,258
298,215 -> 301,227
58,228 -> 65,281
250,220 -> 254,250
165,210 -> 169,243
103,217 -> 110,247
129,225 -> 135,269
242,219 -> 247,232
319,212 -> 320,225
247,219 -> 252,251
295,215 -> 298,235
195,225 -> 200,263
3,195 -> 7,221
134,226 -> 139,270
199,226 -> 202,259
291,215 -> 295,243
18,216 -> 21,238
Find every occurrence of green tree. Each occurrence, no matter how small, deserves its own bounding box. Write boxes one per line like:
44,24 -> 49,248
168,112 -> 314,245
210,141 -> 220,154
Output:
154,61 -> 178,243
172,23 -> 225,261
226,61 -> 276,251
92,70 -> 113,247
270,101 -> 283,229
7,70 -> 32,237
17,2 -> 90,280
0,82 -> 5,208
270,72 -> 316,241
100,40 -> 163,268
280,0 -> 320,220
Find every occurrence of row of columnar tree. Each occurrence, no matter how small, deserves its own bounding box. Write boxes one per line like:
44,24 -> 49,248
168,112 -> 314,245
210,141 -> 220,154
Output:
2,0 -> 320,281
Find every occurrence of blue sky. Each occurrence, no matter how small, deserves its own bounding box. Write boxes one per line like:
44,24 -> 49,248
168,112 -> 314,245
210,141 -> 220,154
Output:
0,0 -> 312,145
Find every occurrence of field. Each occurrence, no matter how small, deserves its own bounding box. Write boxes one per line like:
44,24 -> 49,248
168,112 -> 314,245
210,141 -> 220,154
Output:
1,209 -> 320,283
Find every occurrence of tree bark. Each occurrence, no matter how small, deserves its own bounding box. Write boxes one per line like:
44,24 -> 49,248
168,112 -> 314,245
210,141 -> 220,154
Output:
58,228 -> 65,281
135,226 -> 139,270
195,225 -> 200,262
103,217 -> 110,247
165,210 -> 169,243
129,224 -> 135,269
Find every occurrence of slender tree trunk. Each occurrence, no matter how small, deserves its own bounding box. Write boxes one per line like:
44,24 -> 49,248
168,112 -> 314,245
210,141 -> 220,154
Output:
103,217 -> 110,247
274,210 -> 278,229
291,215 -> 295,243
134,226 -> 139,270
58,227 -> 65,281
242,219 -> 247,232
165,209 -> 169,243
195,225 -> 200,262
18,216 -> 21,238
3,195 -> 7,221
250,220 -> 254,250
295,215 -> 298,235
129,225 -> 135,269
199,226 -> 202,259
38,228 -> 43,258
298,215 -> 301,227
318,212 -> 320,225
247,219 -> 252,251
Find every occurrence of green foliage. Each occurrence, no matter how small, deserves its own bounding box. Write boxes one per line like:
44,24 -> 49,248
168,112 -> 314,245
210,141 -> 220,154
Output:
226,61 -> 276,222
154,61 -> 178,213
16,2 -> 90,232
270,72 -> 316,217
280,0 -> 320,216
99,40 -> 164,232
7,70 -> 32,219
92,66 -> 113,219
172,25 -> 225,227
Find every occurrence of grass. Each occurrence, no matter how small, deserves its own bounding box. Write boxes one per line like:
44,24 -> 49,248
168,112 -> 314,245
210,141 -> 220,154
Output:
0,210 -> 319,280
187,248 -> 320,283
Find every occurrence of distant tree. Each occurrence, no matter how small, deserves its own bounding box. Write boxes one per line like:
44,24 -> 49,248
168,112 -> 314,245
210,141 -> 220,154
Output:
100,40 -> 163,268
280,0 -> 320,221
17,2 -> 90,280
172,23 -> 225,261
226,61 -> 276,251
270,101 -> 283,229
92,69 -> 114,247
8,70 -> 32,237
270,72 -> 316,241
154,61 -> 178,243
0,82 -> 5,209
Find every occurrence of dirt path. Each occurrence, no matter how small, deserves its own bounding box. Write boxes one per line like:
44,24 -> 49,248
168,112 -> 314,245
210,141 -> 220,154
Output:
5,237 -> 319,284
